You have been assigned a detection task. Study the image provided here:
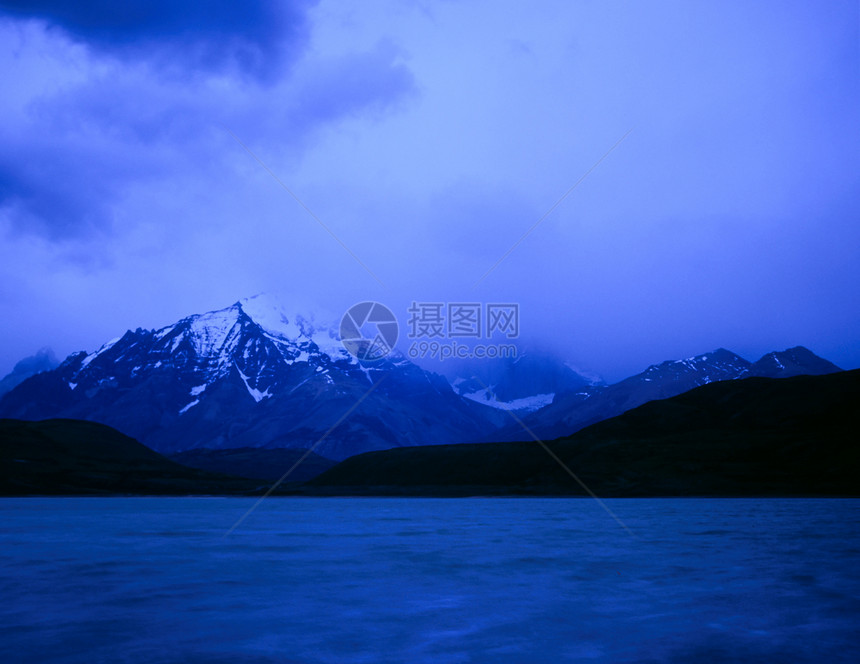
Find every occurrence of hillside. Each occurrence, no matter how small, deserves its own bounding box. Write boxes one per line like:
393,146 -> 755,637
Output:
0,419 -> 262,495
490,346 -> 842,442
169,447 -> 336,482
308,370 -> 860,496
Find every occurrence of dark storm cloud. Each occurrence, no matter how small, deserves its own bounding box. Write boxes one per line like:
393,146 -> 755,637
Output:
0,31 -> 416,240
0,141 -> 124,239
0,0 -> 317,77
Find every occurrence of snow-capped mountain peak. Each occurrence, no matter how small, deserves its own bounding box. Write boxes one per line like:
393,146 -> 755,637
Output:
749,346 -> 842,378
0,296 -> 501,460
185,305 -> 244,358
237,294 -> 347,361
641,348 -> 750,385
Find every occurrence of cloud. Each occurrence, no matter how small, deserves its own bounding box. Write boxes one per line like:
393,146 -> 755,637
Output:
0,135 -> 146,240
0,0 -> 317,78
279,40 -> 416,133
0,12 -> 417,242
1,0 -> 857,383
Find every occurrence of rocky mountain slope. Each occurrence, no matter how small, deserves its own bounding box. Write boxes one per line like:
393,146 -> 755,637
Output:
308,370 -> 860,496
0,296 -> 499,460
0,291 -> 844,460
489,346 -> 842,442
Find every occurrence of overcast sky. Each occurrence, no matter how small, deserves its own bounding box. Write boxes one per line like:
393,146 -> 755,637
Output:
0,0 -> 857,383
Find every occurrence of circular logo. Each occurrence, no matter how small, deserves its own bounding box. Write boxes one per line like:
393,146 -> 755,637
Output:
340,301 -> 399,361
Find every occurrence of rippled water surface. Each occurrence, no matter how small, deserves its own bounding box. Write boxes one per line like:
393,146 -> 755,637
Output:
1,497 -> 858,663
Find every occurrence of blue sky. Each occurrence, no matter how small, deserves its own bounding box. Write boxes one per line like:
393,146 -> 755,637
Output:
0,0 -> 857,382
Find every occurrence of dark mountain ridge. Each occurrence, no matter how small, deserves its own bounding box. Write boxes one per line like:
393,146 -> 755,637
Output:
309,369 -> 859,496
0,291 -> 843,464
169,447 -> 336,482
3,370 -> 855,496
749,346 -> 842,378
0,419 -> 261,495
489,346 -> 842,443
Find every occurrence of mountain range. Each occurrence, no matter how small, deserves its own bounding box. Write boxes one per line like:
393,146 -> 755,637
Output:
487,346 -> 842,443
0,296 -> 500,460
0,296 -> 843,460
5,368 -> 855,496
308,369 -> 860,496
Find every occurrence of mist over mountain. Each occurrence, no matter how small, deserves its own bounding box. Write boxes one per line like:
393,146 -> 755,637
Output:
441,351 -> 600,415
0,348 -> 59,397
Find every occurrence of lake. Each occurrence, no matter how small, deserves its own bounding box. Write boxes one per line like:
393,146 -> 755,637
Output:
1,497 -> 858,663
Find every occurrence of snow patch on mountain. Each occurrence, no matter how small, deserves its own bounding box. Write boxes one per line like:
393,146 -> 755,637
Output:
188,307 -> 242,358
461,389 -> 555,413
80,337 -> 121,370
239,294 -> 349,363
154,325 -> 174,341
234,364 -> 273,403
238,294 -> 301,339
179,399 -> 200,414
